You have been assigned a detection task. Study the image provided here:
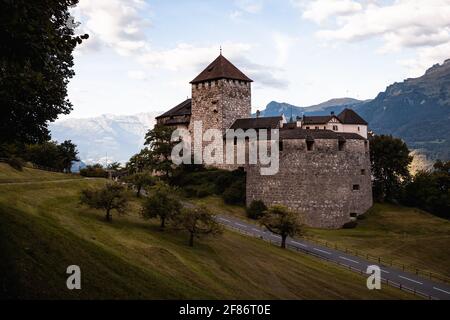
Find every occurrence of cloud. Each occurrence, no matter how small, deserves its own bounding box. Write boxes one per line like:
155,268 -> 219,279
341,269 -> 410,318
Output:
293,0 -> 362,24
127,70 -> 148,81
297,0 -> 450,74
72,0 -> 151,56
235,0 -> 264,14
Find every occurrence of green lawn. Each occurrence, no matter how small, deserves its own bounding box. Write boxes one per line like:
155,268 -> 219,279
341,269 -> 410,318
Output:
192,196 -> 450,280
0,164 -> 413,299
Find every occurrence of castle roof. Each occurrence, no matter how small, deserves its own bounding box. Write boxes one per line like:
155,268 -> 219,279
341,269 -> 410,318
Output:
279,127 -> 366,140
337,108 -> 368,125
156,99 -> 191,120
229,116 -> 283,130
302,115 -> 337,125
191,54 -> 253,84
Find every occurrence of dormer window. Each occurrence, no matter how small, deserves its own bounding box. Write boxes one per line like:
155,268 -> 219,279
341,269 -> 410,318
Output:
333,125 -> 338,131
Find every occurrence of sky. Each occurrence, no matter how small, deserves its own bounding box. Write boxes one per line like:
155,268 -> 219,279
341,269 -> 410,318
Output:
65,0 -> 450,119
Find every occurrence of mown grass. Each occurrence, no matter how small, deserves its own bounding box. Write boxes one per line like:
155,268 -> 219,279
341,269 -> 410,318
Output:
0,163 -> 81,183
0,165 -> 414,299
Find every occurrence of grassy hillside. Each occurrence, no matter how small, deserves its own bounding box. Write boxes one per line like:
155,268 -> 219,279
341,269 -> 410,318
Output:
306,204 -> 450,278
0,164 -> 412,299
0,162 -> 81,183
192,196 -> 450,279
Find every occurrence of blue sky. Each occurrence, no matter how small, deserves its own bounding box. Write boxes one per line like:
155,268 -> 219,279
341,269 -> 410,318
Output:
66,0 -> 450,118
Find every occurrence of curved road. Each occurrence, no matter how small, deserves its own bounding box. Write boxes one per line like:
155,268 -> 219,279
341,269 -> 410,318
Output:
215,214 -> 450,300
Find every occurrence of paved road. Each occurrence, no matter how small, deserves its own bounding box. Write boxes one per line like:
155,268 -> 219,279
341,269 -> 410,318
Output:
215,214 -> 450,300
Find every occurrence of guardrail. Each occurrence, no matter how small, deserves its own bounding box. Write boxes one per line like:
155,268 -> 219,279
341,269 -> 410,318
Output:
302,236 -> 450,285
223,224 -> 439,300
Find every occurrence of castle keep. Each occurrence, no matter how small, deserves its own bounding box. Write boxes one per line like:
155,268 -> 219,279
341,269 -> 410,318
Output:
156,54 -> 373,229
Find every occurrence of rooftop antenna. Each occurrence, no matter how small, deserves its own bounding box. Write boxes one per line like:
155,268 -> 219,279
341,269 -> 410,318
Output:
220,46 -> 222,55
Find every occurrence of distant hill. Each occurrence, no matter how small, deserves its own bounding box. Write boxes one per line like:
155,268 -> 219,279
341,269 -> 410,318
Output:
259,59 -> 450,160
256,98 -> 363,120
50,113 -> 158,164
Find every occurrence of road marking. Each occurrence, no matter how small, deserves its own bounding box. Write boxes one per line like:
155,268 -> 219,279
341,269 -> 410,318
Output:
434,287 -> 450,295
314,248 -> 331,255
252,228 -> 260,232
235,223 -> 247,228
339,256 -> 359,264
399,276 -> 423,285
381,269 -> 390,274
291,241 -> 307,247
272,235 -> 281,239
218,217 -> 230,222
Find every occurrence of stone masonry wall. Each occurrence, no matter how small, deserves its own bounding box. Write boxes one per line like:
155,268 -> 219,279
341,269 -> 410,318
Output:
246,138 -> 373,229
189,79 -> 251,168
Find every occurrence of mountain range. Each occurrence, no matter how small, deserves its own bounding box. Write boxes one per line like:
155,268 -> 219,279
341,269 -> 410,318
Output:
50,59 -> 450,165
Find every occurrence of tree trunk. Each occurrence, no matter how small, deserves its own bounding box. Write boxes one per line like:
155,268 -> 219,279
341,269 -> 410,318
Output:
281,235 -> 287,249
189,232 -> 194,247
160,217 -> 165,229
136,186 -> 141,198
106,209 -> 112,222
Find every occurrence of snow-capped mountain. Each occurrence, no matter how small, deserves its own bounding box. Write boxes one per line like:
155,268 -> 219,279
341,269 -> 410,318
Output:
49,113 -> 159,165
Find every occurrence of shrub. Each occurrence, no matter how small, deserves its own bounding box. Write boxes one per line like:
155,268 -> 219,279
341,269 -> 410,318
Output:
246,200 -> 267,220
80,164 -> 108,178
6,156 -> 24,171
342,221 -> 358,229
223,180 -> 246,205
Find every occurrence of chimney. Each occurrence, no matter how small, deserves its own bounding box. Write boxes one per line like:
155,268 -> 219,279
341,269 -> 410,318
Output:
256,110 -> 261,118
331,111 -> 335,116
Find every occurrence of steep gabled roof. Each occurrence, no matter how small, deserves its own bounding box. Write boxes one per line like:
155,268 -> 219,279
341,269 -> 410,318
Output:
229,116 -> 282,130
156,99 -> 192,119
191,55 -> 253,84
302,115 -> 340,125
337,108 -> 368,125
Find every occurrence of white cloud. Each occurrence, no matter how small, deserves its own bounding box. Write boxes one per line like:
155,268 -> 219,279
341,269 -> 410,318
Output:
298,0 -> 450,74
127,70 -> 147,81
235,0 -> 264,14
72,0 -> 151,56
293,0 -> 362,24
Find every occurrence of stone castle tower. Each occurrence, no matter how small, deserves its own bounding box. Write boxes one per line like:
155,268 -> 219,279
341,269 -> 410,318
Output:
189,54 -> 253,139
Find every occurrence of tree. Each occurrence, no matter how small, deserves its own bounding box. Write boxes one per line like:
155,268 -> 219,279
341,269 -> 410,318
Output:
260,205 -> 303,249
246,200 -> 267,220
370,135 -> 413,202
126,148 -> 154,174
175,206 -> 223,247
144,124 -> 177,179
124,171 -> 156,197
80,183 -> 128,222
141,182 -> 181,229
24,141 -> 63,170
107,162 -> 122,171
57,140 -> 79,173
0,0 -> 88,146
79,164 -> 108,178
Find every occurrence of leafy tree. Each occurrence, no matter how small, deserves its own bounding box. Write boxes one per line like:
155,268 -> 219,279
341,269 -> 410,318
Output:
370,135 -> 413,202
124,171 -> 156,197
107,162 -> 122,171
246,200 -> 267,220
175,206 -> 223,247
80,183 -> 129,222
126,148 -> 154,174
24,141 -> 63,170
57,140 -> 79,173
144,124 -> 177,179
260,205 -> 303,249
223,180 -> 246,205
402,160 -> 450,219
141,182 -> 181,229
0,0 -> 88,146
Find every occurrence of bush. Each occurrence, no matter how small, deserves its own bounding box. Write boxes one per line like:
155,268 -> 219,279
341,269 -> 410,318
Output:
246,200 -> 267,220
342,221 -> 358,229
6,156 -> 24,171
223,180 -> 246,205
80,165 -> 108,178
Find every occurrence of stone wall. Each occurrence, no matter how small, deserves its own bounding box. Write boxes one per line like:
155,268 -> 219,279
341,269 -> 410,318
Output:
189,78 -> 251,167
246,138 -> 373,229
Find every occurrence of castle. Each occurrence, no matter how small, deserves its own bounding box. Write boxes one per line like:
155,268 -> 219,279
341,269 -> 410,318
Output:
156,54 -> 373,228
